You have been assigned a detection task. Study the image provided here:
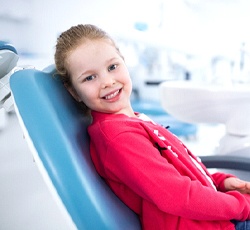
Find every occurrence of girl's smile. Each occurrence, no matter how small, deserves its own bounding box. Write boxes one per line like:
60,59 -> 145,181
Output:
102,88 -> 122,101
66,39 -> 135,117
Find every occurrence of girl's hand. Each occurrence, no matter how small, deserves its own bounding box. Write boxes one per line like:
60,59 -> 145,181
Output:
224,177 -> 250,194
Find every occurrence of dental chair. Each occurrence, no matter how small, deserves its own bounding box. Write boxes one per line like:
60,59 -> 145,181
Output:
0,41 -> 19,130
9,65 -> 141,230
8,65 -> 250,229
0,41 -> 19,111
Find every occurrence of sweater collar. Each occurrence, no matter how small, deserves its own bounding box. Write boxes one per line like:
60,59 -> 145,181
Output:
91,110 -> 139,122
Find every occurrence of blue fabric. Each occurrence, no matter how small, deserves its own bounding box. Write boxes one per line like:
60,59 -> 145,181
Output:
10,66 -> 141,230
233,221 -> 250,230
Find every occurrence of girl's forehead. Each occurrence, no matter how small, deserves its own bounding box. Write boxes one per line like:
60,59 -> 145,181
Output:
71,39 -> 121,59
79,38 -> 114,49
68,39 -> 114,60
66,39 -> 122,76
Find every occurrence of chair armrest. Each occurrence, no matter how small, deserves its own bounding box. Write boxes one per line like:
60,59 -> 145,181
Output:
200,155 -> 250,172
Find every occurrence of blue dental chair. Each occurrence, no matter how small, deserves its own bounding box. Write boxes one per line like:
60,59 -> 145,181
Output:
9,65 -> 250,229
9,66 -> 141,230
0,41 -> 19,130
0,41 -> 19,111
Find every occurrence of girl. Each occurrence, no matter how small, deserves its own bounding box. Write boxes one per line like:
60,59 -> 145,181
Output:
55,24 -> 250,230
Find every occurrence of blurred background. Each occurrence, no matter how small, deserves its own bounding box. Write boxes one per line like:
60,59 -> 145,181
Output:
1,0 -> 250,229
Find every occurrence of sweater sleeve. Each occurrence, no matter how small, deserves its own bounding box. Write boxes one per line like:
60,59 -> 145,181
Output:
100,130 -> 250,222
212,172 -> 236,192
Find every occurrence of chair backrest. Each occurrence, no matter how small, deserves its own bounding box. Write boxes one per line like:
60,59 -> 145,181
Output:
10,66 -> 141,230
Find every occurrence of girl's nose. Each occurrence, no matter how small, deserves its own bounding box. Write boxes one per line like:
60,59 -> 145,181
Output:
101,74 -> 115,88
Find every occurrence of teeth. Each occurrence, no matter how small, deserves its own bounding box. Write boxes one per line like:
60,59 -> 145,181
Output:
105,90 -> 119,99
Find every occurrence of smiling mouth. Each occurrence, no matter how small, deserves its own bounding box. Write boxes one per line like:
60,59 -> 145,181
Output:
103,89 -> 121,100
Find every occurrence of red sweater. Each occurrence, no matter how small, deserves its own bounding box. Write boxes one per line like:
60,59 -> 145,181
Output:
88,111 -> 250,230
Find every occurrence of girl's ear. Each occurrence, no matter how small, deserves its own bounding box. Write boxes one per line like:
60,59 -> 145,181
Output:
64,83 -> 82,102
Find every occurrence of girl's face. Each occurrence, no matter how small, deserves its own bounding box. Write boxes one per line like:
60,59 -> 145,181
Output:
66,39 -> 135,117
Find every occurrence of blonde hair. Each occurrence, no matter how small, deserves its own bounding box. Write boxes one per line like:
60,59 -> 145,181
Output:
54,24 -> 122,114
55,24 -> 120,85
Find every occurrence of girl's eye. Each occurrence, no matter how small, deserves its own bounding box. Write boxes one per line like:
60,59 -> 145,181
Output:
108,64 -> 117,72
84,75 -> 96,82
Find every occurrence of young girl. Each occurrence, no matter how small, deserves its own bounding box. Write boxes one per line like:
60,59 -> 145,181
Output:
55,24 -> 250,230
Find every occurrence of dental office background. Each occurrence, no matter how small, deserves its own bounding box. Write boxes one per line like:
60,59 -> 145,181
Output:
2,0 -> 250,139
2,0 -> 250,89
1,0 -> 250,229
